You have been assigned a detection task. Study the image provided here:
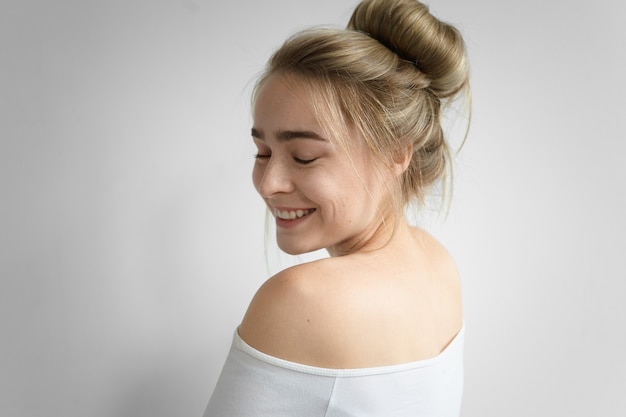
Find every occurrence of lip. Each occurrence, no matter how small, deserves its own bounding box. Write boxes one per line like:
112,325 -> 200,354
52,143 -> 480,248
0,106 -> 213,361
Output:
272,206 -> 316,229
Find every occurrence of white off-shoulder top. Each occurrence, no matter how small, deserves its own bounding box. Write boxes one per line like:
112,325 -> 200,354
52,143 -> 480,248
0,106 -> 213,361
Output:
204,326 -> 464,417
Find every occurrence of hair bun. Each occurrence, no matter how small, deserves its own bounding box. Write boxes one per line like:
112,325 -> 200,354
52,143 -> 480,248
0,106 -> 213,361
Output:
347,0 -> 468,98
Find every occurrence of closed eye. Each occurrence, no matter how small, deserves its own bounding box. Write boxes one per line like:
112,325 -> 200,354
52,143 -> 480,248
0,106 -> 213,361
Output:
293,157 -> 317,165
254,153 -> 271,160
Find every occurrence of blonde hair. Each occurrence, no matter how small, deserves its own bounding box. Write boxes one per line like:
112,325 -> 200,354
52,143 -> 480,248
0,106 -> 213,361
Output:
254,0 -> 470,215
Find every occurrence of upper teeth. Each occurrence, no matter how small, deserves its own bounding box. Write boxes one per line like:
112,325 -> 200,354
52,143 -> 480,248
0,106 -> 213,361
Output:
276,209 -> 314,220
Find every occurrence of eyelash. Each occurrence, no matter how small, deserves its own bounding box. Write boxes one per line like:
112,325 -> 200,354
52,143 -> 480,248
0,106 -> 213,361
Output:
253,154 -> 317,165
293,157 -> 317,165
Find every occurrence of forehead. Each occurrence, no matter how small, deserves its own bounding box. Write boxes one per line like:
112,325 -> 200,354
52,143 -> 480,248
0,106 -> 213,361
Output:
252,73 -> 369,158
253,73 -> 322,131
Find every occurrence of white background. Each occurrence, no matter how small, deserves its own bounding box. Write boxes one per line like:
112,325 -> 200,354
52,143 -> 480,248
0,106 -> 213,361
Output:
1,0 -> 624,416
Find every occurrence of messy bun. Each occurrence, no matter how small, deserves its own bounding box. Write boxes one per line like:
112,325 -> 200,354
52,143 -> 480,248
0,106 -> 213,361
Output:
348,0 -> 468,99
254,0 -> 470,209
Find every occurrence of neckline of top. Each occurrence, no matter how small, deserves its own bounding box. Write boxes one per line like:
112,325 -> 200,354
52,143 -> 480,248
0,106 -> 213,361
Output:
233,323 -> 465,377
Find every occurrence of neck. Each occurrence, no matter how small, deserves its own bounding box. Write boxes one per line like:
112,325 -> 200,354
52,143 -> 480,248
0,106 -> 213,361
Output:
326,213 -> 410,257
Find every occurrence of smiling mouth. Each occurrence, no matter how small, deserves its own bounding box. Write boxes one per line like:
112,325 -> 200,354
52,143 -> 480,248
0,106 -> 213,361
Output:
275,208 -> 316,220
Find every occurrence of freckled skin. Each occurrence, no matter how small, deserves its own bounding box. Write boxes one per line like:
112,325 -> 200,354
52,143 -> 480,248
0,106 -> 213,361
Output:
251,73 -> 391,256
240,72 -> 463,369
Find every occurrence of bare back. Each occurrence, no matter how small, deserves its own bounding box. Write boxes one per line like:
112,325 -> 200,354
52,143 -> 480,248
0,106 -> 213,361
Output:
238,225 -> 462,369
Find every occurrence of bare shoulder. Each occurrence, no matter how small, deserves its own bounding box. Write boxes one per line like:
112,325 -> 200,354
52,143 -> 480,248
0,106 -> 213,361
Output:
238,258 -> 348,366
238,228 -> 462,368
412,227 -> 459,274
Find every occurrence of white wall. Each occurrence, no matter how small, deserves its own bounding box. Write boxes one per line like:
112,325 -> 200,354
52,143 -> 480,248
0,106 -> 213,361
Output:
1,1 -> 624,416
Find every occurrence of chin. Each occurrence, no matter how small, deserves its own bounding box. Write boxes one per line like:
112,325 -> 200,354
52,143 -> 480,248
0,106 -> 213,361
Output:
278,245 -> 309,256
276,240 -> 319,256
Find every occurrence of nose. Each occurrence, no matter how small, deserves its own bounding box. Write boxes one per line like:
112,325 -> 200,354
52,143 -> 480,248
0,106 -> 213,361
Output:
254,157 -> 294,198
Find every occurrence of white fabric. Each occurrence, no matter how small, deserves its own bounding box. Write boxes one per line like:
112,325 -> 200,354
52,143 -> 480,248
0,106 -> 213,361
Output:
204,326 -> 464,417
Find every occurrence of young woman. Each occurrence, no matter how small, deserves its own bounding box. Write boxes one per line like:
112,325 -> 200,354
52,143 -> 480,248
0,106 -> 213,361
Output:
205,0 -> 470,415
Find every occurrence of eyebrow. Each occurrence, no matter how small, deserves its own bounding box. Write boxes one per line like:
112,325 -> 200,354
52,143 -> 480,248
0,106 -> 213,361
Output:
251,128 -> 328,142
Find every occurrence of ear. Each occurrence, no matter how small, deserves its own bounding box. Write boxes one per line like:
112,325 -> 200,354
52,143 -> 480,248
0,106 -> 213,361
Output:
392,143 -> 413,177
